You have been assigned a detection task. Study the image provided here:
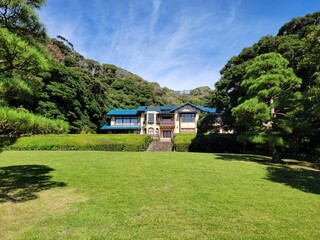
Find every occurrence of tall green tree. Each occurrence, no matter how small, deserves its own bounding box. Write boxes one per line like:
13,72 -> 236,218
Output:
232,53 -> 302,162
0,28 -> 49,109
0,0 -> 46,41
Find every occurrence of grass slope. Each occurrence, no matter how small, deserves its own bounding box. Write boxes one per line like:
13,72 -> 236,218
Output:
0,151 -> 319,239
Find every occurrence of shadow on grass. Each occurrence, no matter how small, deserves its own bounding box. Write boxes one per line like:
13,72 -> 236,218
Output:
0,136 -> 18,153
0,165 -> 66,203
214,154 -> 320,195
214,154 -> 271,163
266,166 -> 320,194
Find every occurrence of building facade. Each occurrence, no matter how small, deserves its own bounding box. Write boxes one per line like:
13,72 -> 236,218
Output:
101,102 -> 219,140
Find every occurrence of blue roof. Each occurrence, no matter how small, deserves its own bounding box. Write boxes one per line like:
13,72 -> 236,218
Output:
100,125 -> 141,130
107,110 -> 138,115
146,107 -> 160,112
137,106 -> 146,111
159,106 -> 176,111
196,106 -> 217,113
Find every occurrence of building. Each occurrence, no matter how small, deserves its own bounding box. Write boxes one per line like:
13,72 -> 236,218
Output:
100,102 -> 219,141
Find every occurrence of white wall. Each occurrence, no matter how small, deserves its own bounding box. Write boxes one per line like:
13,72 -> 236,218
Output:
174,105 -> 201,133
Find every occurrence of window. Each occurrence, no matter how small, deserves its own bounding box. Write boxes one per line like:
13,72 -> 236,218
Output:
115,117 -> 123,125
162,117 -> 172,123
148,113 -> 154,124
148,127 -> 154,135
123,117 -> 130,124
131,117 -> 138,125
180,113 -> 195,122
115,116 -> 139,125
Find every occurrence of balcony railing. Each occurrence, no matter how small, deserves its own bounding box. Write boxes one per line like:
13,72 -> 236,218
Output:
160,122 -> 175,128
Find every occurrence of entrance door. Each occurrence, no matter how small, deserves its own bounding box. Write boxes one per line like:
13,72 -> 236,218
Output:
163,130 -> 172,139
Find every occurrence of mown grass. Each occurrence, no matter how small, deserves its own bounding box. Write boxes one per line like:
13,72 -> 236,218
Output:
0,151 -> 319,239
5,134 -> 152,151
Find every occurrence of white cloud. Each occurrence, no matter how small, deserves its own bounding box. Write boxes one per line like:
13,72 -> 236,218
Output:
38,0 -> 248,90
150,0 -> 161,36
225,0 -> 242,26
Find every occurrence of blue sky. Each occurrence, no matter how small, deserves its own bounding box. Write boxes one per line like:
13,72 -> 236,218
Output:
38,0 -> 319,90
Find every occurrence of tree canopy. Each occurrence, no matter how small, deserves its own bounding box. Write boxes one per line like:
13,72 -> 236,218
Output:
212,11 -> 320,159
232,53 -> 302,161
0,0 -> 46,41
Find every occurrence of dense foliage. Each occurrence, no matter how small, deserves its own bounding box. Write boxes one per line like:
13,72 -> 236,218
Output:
6,134 -> 152,151
0,0 -> 69,135
0,107 -> 69,136
211,11 -> 320,159
232,53 -> 302,161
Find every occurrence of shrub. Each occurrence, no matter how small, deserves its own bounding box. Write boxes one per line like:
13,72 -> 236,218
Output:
6,134 -> 152,152
189,134 -> 244,153
174,133 -> 246,153
173,133 -> 196,152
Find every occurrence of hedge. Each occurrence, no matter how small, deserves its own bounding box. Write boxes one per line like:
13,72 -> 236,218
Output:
173,133 -> 196,152
5,134 -> 152,152
174,133 -> 246,153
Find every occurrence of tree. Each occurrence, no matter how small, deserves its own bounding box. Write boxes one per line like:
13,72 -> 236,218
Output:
197,113 -> 222,135
0,28 -> 49,109
0,0 -> 46,41
232,53 -> 302,162
0,106 -> 69,136
36,63 -> 104,133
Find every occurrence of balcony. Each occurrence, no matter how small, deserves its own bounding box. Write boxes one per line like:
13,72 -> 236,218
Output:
160,121 -> 175,128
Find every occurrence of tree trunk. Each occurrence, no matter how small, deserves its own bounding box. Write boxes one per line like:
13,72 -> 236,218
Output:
269,142 -> 281,162
268,97 -> 281,162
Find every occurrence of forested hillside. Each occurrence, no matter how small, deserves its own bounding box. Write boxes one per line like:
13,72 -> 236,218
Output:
0,0 -> 211,134
211,11 -> 320,159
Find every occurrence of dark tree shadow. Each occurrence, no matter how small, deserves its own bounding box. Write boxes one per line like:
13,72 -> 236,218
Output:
214,153 -> 272,163
265,166 -> 320,194
0,136 -> 18,153
214,154 -> 320,195
0,165 -> 66,203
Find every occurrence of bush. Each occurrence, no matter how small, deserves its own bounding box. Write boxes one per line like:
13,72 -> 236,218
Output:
6,134 -> 152,152
174,133 -> 246,153
189,134 -> 244,153
173,133 -> 196,152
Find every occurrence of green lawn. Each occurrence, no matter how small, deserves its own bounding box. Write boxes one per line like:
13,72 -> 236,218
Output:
0,151 -> 319,239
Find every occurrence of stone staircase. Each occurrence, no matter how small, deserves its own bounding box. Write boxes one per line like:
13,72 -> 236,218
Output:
147,141 -> 173,152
